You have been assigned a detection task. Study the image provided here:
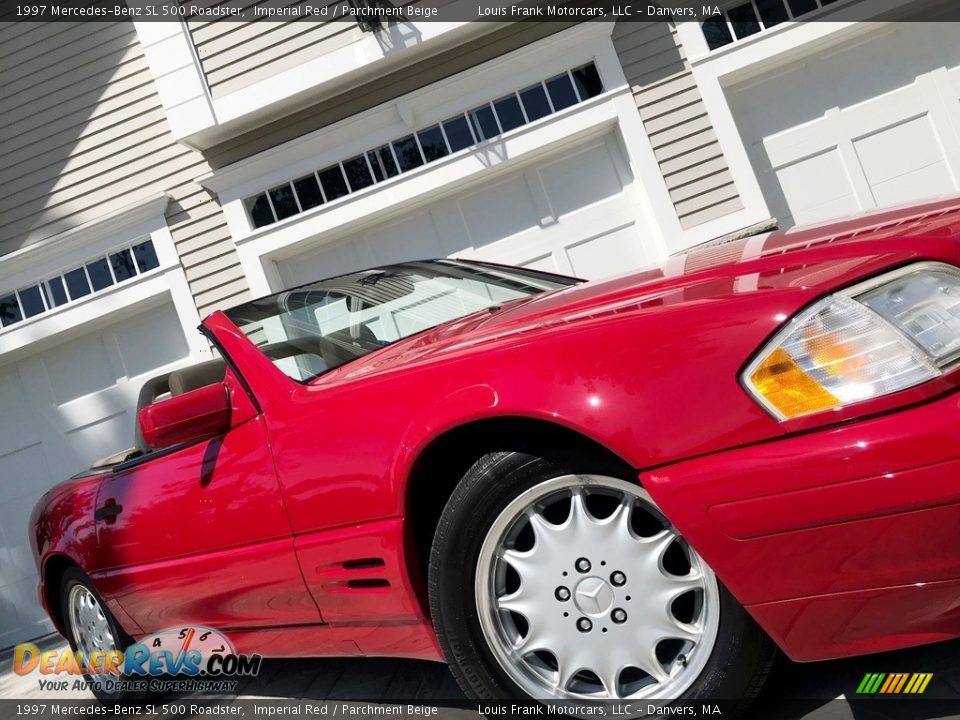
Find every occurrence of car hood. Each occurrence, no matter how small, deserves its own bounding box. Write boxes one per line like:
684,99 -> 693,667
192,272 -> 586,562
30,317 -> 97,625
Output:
319,200 -> 960,384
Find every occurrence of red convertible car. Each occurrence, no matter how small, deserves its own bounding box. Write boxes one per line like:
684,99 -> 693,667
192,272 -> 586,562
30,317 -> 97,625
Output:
30,198 -> 960,706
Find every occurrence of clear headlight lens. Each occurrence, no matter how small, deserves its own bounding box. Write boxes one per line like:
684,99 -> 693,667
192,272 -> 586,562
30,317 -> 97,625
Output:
859,268 -> 960,365
744,263 -> 960,420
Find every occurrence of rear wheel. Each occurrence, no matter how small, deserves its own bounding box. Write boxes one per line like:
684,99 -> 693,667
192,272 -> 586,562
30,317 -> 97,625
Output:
429,451 -> 775,709
61,567 -> 135,702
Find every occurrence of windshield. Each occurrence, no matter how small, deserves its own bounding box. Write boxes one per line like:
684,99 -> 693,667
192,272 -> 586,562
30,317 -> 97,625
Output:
223,260 -> 576,382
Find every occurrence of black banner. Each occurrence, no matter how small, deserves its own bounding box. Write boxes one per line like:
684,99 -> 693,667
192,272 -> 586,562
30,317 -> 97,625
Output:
1,0 -> 958,23
1,699 -> 960,720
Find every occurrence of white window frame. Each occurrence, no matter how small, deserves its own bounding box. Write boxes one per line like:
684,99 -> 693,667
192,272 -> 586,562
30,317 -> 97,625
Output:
0,194 -> 208,362
199,23 -> 674,297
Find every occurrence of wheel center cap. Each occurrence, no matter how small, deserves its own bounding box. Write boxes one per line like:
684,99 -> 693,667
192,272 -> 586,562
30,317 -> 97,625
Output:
573,576 -> 614,617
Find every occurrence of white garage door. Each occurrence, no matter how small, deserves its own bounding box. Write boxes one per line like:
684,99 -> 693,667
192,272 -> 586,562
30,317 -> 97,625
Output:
729,23 -> 960,229
0,301 -> 191,648
277,134 -> 655,287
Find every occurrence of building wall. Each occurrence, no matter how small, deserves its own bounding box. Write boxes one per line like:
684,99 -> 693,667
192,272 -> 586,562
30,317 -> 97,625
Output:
612,22 -> 742,229
203,21 -> 574,168
0,20 -> 250,316
182,1 -> 364,98
0,19 -> 747,319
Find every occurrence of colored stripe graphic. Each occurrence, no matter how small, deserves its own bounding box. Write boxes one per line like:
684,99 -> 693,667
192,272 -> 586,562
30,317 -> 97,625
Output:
857,672 -> 932,694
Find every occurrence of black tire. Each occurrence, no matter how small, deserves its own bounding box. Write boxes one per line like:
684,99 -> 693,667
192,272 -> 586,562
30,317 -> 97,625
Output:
428,450 -> 776,713
60,567 -> 138,702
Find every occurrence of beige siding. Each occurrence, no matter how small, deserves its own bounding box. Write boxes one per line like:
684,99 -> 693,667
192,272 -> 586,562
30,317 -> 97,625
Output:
612,22 -> 742,229
0,21 -> 249,317
183,1 -> 364,98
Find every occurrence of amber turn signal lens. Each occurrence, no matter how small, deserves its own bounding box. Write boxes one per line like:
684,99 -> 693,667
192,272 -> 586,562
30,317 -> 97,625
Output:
743,291 -> 940,421
748,347 -> 840,419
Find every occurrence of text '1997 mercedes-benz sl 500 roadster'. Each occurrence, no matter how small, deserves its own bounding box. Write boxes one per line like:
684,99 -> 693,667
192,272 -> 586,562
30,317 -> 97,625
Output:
30,197 -> 960,710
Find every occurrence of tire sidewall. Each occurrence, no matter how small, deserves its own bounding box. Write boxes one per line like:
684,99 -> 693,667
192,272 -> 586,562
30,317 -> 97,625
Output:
429,451 -> 773,706
60,567 -> 135,702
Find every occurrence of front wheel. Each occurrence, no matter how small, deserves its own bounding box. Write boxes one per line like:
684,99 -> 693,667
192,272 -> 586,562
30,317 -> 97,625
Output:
429,452 -> 775,708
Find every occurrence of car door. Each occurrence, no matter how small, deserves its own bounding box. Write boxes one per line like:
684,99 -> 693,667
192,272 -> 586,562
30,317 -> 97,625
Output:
89,371 -> 321,633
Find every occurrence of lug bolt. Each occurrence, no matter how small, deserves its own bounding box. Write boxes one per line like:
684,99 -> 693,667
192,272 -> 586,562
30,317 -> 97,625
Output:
611,608 -> 627,624
577,617 -> 593,632
555,586 -> 571,602
610,571 -> 626,586
575,557 -> 591,573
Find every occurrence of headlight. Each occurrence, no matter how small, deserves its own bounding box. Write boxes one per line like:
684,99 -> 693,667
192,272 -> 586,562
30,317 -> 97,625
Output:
744,262 -> 960,420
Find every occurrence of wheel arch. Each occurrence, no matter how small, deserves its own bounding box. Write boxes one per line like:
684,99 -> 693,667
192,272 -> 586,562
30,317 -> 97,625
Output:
41,553 -> 79,636
404,416 -> 637,598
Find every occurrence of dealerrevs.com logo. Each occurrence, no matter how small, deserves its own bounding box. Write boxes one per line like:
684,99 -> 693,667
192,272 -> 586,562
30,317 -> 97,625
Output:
13,626 -> 262,694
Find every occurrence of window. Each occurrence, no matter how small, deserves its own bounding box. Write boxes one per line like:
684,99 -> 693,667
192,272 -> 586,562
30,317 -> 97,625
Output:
0,294 -> 23,327
519,84 -> 551,121
342,155 -> 375,191
243,62 -> 605,230
468,104 -> 499,141
269,184 -> 299,221
110,249 -> 137,282
392,135 -> 424,172
493,94 -> 525,133
416,125 -> 449,162
224,260 -> 576,383
317,165 -> 349,201
442,115 -> 474,152
703,0 -> 837,49
86,258 -> 113,292
46,276 -> 68,307
132,240 -> 160,272
18,285 -> 45,318
293,175 -> 324,210
0,239 -> 162,333
247,194 -> 275,229
64,268 -> 91,300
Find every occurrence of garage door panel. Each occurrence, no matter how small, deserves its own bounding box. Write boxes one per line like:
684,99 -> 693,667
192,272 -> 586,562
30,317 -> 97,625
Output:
565,223 -> 642,279
761,119 -> 836,170
4,490 -> 45,582
0,444 -> 50,504
0,368 -> 40,457
114,303 -> 190,379
840,82 -> 925,130
774,149 -> 859,225
281,237 -> 373,288
0,442 -> 55,645
869,162 -> 955,208
853,114 -> 956,205
949,64 -> 960,94
520,253 -> 560,274
363,211 -> 445,264
65,410 -> 132,465
458,174 -> 540,249
538,141 -> 625,219
43,334 -> 116,406
0,581 -> 35,649
853,114 -> 943,183
731,23 -> 960,228
734,65 -> 824,140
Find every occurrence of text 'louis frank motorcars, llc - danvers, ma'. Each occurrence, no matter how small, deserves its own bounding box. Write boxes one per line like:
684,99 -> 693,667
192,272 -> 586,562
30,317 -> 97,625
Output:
28,196 -> 960,712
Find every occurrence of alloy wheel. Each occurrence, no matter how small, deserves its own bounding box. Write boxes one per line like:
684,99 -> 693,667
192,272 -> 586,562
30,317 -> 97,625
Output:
475,475 -> 719,700
68,584 -> 117,660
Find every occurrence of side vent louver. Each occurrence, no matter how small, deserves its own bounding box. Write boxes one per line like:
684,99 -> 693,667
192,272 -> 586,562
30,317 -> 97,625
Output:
341,557 -> 385,570
346,578 -> 390,589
